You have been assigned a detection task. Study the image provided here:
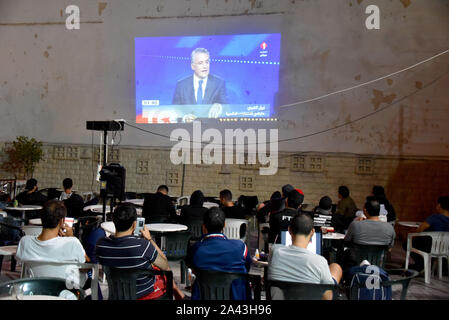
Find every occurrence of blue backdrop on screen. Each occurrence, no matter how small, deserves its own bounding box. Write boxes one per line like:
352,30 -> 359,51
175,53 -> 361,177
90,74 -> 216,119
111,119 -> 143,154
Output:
135,33 -> 281,123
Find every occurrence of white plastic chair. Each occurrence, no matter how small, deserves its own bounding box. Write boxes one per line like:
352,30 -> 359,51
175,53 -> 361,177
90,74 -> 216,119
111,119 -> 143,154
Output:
223,218 -> 249,243
203,202 -> 219,209
21,225 -> 43,236
20,260 -> 100,300
405,232 -> 449,284
177,196 -> 189,207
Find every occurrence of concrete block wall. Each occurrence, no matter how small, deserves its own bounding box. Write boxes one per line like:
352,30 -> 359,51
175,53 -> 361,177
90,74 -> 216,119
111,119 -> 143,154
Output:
2,141 -> 448,223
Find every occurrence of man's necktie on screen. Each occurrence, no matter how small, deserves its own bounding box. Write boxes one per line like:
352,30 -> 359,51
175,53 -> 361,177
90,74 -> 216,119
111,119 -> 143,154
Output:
197,79 -> 203,104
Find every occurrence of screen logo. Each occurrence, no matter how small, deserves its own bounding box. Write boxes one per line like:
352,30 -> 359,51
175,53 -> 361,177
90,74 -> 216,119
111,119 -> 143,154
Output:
260,42 -> 268,58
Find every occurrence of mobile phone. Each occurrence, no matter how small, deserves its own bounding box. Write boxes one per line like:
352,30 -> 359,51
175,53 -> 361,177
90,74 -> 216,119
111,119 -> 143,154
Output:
64,217 -> 74,228
134,217 -> 145,236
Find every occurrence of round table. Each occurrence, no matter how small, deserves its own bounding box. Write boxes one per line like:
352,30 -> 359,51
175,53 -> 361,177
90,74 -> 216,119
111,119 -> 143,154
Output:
4,205 -> 43,224
397,221 -> 421,228
100,222 -> 186,235
396,221 -> 421,241
0,245 -> 18,256
100,222 -> 187,250
124,199 -> 144,206
28,218 -> 42,225
88,205 -> 142,216
323,232 -> 345,240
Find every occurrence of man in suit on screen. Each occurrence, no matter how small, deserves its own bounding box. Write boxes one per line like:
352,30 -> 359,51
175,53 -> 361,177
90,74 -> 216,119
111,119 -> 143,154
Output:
172,48 -> 228,110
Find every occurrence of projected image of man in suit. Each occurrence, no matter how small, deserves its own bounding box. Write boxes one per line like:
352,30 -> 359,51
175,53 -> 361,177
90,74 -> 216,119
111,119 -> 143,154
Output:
172,48 -> 227,118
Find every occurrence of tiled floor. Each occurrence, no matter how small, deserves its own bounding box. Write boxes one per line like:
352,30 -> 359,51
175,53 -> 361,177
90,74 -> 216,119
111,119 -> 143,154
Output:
1,227 -> 448,300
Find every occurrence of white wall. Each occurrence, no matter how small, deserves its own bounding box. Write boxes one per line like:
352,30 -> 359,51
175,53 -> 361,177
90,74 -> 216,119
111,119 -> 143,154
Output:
1,0 -> 449,156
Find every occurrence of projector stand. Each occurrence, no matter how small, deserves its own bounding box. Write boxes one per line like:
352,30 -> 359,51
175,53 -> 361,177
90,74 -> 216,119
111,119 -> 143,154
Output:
86,121 -> 124,222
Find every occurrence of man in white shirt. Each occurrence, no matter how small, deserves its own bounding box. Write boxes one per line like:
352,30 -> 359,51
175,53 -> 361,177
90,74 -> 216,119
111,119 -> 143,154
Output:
268,213 -> 342,299
16,200 -> 88,289
59,178 -> 73,201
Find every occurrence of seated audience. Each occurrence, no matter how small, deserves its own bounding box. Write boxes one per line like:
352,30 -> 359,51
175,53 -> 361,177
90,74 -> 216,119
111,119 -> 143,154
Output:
314,196 -> 333,216
16,200 -> 88,290
256,191 -> 283,223
78,216 -> 106,264
332,186 -> 357,232
15,178 -> 47,206
186,207 -> 252,300
268,213 -> 342,299
405,196 -> 449,272
269,189 -> 304,243
219,189 -> 246,220
178,190 -> 208,223
84,192 -> 101,207
59,178 -> 84,218
343,196 -> 395,270
281,184 -> 295,198
372,186 -> 396,223
142,185 -> 177,222
96,203 -> 184,300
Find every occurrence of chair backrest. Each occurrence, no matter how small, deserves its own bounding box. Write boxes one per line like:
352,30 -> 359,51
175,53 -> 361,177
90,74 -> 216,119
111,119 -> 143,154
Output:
0,277 -> 85,300
20,260 -> 99,300
381,268 -> 419,300
223,219 -> 249,242
265,279 -> 340,300
195,269 -> 257,300
164,230 -> 192,260
186,219 -> 203,241
102,266 -> 173,300
125,192 -> 137,200
427,232 -> 449,255
350,244 -> 389,268
177,196 -> 189,207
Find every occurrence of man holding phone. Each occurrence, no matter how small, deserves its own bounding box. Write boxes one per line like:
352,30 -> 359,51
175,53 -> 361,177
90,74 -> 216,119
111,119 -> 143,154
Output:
96,203 -> 185,300
16,200 -> 88,289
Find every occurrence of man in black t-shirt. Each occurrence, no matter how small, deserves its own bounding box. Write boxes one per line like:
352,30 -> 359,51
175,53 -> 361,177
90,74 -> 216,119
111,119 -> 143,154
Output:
15,178 -> 47,206
269,190 -> 304,243
219,189 -> 246,220
142,185 -> 177,223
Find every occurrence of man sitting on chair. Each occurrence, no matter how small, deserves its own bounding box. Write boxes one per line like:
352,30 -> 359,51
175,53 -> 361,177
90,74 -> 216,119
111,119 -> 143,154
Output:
142,185 -> 178,223
186,207 -> 253,300
343,196 -> 396,271
96,203 -> 185,300
219,189 -> 246,220
16,200 -> 88,290
59,178 -> 85,218
268,213 -> 343,300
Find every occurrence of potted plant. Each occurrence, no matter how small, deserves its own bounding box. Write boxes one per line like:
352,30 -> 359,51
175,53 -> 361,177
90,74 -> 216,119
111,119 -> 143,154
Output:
1,136 -> 44,179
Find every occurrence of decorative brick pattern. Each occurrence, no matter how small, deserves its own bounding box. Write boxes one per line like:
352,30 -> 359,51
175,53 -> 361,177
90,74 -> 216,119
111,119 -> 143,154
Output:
53,146 -> 65,160
166,170 -> 180,186
291,155 -> 306,171
65,146 -> 79,160
136,160 -> 150,174
2,143 -> 449,224
356,158 -> 374,175
239,175 -> 254,191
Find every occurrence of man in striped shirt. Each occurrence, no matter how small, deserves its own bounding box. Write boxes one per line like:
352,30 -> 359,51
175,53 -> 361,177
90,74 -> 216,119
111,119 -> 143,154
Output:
186,207 -> 252,300
96,203 -> 183,299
